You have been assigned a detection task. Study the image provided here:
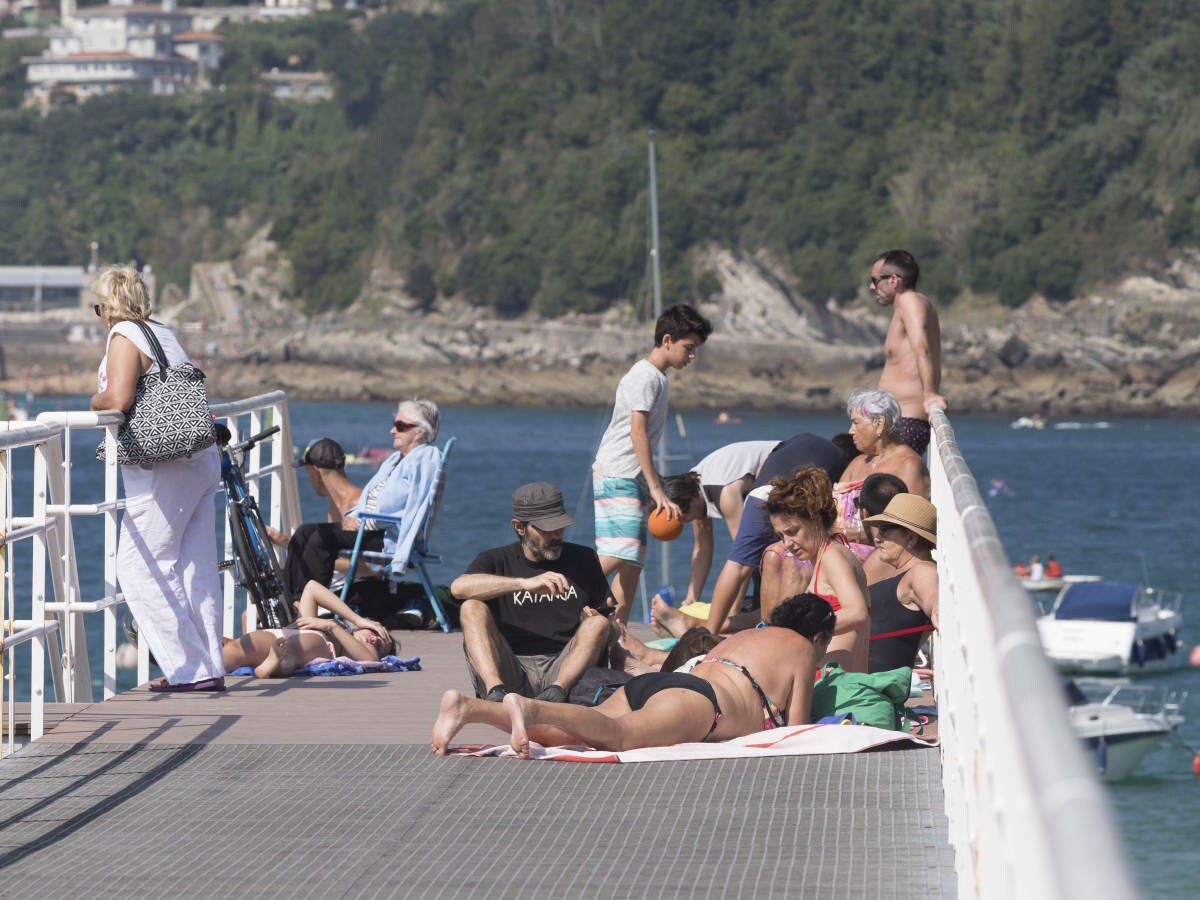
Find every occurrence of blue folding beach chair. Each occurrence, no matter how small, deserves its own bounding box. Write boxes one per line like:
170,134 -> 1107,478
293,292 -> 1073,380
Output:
339,437 -> 457,632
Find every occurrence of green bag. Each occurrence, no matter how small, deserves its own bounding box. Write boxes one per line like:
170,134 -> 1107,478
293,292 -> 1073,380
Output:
810,663 -> 912,731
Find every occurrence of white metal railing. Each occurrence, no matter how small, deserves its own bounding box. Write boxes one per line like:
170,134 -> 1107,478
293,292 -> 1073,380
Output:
0,392 -> 302,751
930,409 -> 1138,899
1,422 -> 61,751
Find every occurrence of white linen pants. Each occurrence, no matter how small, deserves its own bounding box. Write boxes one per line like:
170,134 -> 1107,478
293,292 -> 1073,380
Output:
118,447 -> 224,684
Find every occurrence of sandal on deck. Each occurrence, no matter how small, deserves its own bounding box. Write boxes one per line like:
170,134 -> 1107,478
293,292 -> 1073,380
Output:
148,676 -> 226,693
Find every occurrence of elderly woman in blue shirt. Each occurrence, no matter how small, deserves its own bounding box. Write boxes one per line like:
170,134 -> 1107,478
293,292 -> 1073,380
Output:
283,398 -> 442,599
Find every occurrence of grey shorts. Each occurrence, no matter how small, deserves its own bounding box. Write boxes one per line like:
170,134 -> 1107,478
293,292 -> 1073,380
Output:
463,635 -> 579,698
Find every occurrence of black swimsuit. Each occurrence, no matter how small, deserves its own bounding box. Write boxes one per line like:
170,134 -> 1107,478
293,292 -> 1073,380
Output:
622,672 -> 722,741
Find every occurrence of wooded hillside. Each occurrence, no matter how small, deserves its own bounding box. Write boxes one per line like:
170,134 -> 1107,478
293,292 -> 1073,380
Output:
1,0 -> 1197,314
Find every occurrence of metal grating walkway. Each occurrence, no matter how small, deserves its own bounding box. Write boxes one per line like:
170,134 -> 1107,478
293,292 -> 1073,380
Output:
0,629 -> 954,898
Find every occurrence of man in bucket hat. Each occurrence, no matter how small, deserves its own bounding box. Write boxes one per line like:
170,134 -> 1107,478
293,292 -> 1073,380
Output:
451,483 -> 613,703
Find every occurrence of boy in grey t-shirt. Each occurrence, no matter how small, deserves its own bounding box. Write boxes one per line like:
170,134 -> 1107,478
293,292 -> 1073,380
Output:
592,304 -> 713,622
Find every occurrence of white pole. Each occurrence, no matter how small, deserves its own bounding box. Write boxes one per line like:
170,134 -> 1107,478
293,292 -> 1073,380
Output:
647,131 -> 669,608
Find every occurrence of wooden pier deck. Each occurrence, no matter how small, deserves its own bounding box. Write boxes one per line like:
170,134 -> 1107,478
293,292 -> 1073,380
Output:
0,626 -> 955,898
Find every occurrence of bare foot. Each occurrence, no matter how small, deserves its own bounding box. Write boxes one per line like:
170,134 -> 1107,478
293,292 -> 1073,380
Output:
651,596 -> 700,639
612,621 -> 659,675
275,636 -> 299,677
431,689 -> 468,756
253,639 -> 284,678
503,693 -> 536,759
253,637 -> 297,678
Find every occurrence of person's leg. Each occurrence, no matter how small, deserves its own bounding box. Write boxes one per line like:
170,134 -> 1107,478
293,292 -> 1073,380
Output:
221,630 -> 274,671
533,613 -> 609,696
254,631 -> 331,678
704,495 -> 775,632
117,461 -> 224,685
601,558 -> 643,624
284,522 -> 383,599
593,474 -> 648,623
431,689 -> 518,755
175,457 -> 225,670
504,687 -> 716,756
718,475 -> 754,538
459,599 -> 530,697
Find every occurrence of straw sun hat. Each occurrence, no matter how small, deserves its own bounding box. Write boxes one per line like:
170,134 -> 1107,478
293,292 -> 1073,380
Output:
862,494 -> 937,546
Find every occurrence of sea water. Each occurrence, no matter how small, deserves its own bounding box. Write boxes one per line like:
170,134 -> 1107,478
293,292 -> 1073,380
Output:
3,397 -> 1197,895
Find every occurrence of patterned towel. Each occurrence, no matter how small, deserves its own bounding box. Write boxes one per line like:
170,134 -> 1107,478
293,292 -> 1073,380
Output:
229,655 -> 421,677
454,722 -> 936,763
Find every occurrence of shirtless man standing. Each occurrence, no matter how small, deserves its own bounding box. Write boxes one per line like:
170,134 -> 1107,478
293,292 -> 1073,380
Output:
869,250 -> 946,454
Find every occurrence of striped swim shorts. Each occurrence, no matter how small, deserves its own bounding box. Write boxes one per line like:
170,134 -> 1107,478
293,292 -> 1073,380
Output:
592,472 -> 649,567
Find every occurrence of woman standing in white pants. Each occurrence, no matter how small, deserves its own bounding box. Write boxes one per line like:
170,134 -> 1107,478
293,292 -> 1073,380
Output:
90,265 -> 225,692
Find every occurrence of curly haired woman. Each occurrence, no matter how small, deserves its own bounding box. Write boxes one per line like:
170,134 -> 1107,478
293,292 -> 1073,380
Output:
762,465 -> 871,671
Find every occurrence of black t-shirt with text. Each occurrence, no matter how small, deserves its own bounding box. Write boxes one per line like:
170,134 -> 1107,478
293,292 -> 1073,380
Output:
462,541 -> 612,655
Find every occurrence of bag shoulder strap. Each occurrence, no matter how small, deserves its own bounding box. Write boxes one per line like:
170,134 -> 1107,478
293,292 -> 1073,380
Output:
131,319 -> 171,382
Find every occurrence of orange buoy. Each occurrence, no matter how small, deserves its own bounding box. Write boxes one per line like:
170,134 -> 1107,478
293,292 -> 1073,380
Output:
1190,645 -> 1200,667
648,507 -> 684,541
1193,753 -> 1200,776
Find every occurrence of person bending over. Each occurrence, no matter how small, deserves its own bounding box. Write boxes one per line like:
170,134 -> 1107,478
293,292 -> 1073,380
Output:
223,580 -> 396,678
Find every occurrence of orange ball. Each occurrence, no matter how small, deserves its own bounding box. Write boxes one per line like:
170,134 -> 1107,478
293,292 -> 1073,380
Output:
648,507 -> 684,541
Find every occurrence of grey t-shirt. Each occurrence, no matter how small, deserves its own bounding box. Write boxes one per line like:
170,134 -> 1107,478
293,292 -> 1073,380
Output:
592,359 -> 668,479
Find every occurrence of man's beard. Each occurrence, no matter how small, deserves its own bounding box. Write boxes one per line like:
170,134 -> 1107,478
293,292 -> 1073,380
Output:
524,535 -> 563,562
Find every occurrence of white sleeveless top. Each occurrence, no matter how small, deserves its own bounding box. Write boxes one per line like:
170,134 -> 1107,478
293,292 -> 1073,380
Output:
97,319 -> 191,390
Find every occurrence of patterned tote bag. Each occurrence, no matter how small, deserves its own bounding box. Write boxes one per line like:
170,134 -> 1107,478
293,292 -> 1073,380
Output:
96,320 -> 216,466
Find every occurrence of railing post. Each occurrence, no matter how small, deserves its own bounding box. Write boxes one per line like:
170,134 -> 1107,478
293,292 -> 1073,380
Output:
30,435 -> 49,740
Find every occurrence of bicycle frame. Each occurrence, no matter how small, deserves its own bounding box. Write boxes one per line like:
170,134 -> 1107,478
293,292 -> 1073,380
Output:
217,424 -> 295,629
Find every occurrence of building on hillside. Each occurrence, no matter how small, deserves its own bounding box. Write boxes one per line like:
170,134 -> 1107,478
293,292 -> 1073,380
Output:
259,68 -> 332,102
186,1 -> 315,32
23,0 -> 223,108
0,266 -> 86,312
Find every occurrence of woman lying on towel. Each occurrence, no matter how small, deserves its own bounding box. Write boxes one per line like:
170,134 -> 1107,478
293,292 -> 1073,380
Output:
222,580 -> 396,678
431,594 -> 835,757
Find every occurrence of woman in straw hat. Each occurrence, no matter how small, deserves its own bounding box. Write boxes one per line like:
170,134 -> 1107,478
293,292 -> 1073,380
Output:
861,494 -> 938,673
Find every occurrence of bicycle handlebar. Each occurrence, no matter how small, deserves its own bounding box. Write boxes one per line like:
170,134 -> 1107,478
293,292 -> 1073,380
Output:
219,424 -> 281,455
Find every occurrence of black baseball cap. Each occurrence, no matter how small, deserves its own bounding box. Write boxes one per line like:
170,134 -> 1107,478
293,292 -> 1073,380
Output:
294,437 -> 346,470
512,482 -> 574,530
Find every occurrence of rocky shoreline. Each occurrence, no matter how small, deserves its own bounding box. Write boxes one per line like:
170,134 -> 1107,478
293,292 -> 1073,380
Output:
3,246 -> 1198,418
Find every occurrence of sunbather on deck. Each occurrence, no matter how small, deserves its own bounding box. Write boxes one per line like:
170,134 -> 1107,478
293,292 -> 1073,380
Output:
222,580 -> 396,678
431,594 -> 835,757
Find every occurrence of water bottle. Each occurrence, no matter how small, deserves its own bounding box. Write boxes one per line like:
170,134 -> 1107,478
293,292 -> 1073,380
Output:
657,584 -> 675,607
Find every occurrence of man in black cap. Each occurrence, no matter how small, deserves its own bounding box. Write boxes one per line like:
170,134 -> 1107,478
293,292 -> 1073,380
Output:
451,482 -> 613,703
268,438 -> 362,549
293,438 -> 362,527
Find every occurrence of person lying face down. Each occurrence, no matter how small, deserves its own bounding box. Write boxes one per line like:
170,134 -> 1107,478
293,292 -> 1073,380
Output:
431,594 -> 836,757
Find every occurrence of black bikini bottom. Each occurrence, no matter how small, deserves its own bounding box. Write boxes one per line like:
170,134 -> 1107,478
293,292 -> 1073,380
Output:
622,672 -> 722,740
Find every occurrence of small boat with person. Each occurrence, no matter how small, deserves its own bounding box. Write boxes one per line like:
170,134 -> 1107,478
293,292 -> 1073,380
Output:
1037,580 -> 1184,675
1064,677 -> 1186,781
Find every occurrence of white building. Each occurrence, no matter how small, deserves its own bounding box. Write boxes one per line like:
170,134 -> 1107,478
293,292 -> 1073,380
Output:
24,0 -> 224,108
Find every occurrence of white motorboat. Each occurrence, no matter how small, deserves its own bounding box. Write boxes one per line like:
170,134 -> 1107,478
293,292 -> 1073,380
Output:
1021,573 -> 1102,593
1065,679 -> 1186,781
1037,580 -> 1184,675
1011,414 -> 1046,429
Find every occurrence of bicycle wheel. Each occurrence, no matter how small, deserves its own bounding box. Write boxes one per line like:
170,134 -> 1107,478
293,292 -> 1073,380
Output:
228,498 -> 295,629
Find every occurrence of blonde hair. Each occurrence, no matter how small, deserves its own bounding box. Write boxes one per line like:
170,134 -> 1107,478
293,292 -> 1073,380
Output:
94,265 -> 151,323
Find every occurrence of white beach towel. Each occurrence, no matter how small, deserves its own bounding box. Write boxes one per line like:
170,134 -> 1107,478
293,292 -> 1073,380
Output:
455,723 -> 937,763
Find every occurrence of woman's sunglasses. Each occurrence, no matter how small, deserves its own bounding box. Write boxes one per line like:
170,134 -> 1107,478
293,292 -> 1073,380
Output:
393,420 -> 418,432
